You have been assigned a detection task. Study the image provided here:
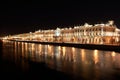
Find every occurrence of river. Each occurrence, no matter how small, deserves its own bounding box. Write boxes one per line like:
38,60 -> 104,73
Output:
0,40 -> 120,80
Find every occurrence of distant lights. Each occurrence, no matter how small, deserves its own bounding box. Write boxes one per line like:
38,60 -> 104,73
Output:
29,32 -> 32,34
69,27 -> 72,30
108,20 -> 114,25
100,23 -> 104,26
2,20 -> 119,41
84,23 -> 89,27
55,28 -> 61,36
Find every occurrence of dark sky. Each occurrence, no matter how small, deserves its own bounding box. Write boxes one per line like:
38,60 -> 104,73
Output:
0,1 -> 120,36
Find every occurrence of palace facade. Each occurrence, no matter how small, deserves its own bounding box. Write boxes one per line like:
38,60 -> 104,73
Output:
4,20 -> 120,45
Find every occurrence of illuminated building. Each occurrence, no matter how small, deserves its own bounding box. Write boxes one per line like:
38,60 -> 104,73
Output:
2,20 -> 120,45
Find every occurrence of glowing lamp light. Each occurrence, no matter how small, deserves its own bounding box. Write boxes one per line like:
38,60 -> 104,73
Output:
55,28 -> 61,36
108,20 -> 114,25
84,23 -> 89,27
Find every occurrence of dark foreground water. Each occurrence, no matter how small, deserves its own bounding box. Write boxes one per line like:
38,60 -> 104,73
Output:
0,40 -> 120,80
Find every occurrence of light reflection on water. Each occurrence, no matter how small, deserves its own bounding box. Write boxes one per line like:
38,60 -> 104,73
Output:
2,41 -> 120,80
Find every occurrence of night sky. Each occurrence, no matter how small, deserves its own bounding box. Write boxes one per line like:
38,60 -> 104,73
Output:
0,1 -> 120,36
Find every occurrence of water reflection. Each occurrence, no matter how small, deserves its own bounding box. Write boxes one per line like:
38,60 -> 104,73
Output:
94,50 -> 99,64
2,41 -> 120,80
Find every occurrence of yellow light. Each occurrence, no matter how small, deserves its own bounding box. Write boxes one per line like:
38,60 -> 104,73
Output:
81,49 -> 85,61
112,51 -> 116,57
108,20 -> 114,25
94,49 -> 98,64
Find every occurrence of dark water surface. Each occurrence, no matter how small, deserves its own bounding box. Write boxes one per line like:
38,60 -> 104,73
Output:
0,40 -> 120,80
